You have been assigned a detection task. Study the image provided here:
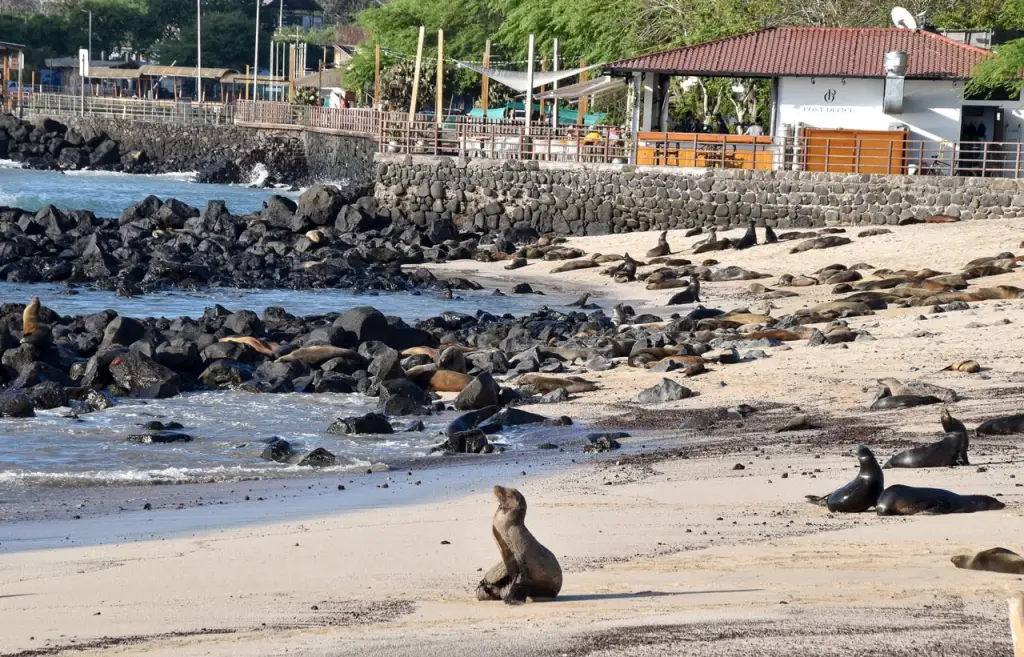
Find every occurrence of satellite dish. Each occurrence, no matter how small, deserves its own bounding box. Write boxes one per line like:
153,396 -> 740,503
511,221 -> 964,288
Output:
891,6 -> 918,30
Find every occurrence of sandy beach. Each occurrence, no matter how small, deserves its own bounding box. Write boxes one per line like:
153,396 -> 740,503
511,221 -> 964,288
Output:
4,219 -> 1024,656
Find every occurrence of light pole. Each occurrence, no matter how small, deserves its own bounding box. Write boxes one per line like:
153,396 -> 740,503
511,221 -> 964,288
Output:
252,0 -> 260,101
88,10 -> 92,60
196,0 -> 202,102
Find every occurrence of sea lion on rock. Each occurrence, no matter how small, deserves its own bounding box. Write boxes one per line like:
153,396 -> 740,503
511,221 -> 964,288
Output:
407,365 -> 473,393
646,231 -> 671,258
976,414 -> 1024,436
806,445 -> 883,513
884,409 -> 969,468
21,297 -> 52,347
278,345 -> 361,366
518,373 -> 598,394
476,485 -> 562,604
951,548 -> 1024,575
220,336 -> 276,356
876,485 -> 1004,516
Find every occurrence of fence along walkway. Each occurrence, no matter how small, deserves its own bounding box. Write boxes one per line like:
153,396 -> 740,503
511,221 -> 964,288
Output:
15,95 -> 1024,178
21,93 -> 235,125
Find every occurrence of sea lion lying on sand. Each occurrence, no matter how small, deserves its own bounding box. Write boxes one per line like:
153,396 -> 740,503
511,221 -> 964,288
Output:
875,485 -> 1004,516
976,414 -> 1024,436
951,548 -> 1024,575
476,485 -> 562,604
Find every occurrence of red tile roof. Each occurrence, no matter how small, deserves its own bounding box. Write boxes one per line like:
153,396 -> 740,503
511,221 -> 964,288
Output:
606,27 -> 990,79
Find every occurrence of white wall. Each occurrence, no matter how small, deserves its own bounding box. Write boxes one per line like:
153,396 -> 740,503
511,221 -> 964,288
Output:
775,76 -> 964,147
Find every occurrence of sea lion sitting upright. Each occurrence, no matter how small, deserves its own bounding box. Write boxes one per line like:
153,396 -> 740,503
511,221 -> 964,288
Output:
646,231 -> 671,258
884,408 -> 969,468
875,485 -> 1005,516
805,445 -> 883,513
734,220 -> 757,250
666,276 -> 701,305
764,224 -> 778,244
21,297 -> 52,348
476,485 -> 562,604
951,548 -> 1024,575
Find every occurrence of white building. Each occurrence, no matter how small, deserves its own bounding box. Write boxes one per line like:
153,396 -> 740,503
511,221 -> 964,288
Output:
607,27 -> 1021,175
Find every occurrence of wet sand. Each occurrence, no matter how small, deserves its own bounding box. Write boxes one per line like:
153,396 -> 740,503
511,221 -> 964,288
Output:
4,219 -> 1024,656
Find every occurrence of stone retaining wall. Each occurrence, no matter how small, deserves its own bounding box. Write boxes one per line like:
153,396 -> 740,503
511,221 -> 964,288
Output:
302,130 -> 376,191
374,155 -> 1024,235
57,117 -> 309,183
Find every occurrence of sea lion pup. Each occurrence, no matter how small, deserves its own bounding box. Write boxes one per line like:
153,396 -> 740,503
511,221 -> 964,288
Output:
518,373 -> 598,394
646,231 -> 671,258
734,220 -> 757,250
805,445 -> 883,513
20,297 -> 53,347
278,345 -> 361,366
951,548 -> 1024,575
976,414 -> 1024,436
219,335 -> 276,356
476,485 -> 562,604
764,224 -> 778,244
666,276 -> 701,305
884,409 -> 969,468
568,292 -> 591,308
875,485 -> 1005,516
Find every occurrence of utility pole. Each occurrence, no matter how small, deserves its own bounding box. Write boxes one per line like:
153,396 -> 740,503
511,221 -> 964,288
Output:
196,0 -> 202,102
252,0 -> 260,101
525,34 -> 534,135
88,11 -> 92,61
481,40 -> 490,116
435,29 -> 443,127
373,43 -> 381,110
551,38 -> 559,129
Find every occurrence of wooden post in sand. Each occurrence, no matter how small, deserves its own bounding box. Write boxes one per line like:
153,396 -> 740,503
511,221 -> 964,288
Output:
1009,596 -> 1024,657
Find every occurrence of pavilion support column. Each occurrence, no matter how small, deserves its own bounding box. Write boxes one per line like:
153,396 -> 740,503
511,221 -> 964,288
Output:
658,75 -> 670,131
641,72 -> 655,131
629,72 -> 642,165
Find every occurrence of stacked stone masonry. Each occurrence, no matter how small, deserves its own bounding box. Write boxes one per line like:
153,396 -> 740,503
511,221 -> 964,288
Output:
374,154 -> 1024,236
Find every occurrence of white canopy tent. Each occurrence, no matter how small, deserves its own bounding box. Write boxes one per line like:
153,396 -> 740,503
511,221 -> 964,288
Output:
453,60 -> 601,93
533,75 -> 624,101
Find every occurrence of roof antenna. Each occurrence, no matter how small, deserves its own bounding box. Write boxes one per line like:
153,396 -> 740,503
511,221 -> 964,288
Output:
890,6 -> 918,30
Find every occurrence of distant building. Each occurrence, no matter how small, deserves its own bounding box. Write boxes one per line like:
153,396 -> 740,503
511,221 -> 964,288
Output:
262,0 -> 324,29
937,29 -> 1024,50
42,56 -> 139,90
331,26 -> 369,69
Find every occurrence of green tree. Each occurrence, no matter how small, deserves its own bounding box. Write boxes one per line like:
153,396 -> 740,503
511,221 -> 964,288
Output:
156,10 -> 273,71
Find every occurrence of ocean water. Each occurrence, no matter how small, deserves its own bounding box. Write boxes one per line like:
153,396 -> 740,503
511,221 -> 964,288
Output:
0,166 -> 584,490
0,162 -> 291,217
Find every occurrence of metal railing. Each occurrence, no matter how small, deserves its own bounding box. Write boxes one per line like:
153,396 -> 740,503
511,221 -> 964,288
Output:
19,93 -> 236,125
14,94 -> 1024,177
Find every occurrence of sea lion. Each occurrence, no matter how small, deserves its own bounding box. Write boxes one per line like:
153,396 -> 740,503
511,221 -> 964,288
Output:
666,276 -> 701,305
733,220 -> 757,250
877,378 -> 957,404
743,328 -> 803,341
518,373 -> 598,394
876,485 -> 1005,516
943,360 -> 981,373
20,297 -> 52,347
278,345 -> 362,365
550,259 -> 598,273
614,253 -> 639,282
643,355 -> 706,376
402,346 -> 439,358
505,257 -> 528,270
568,293 -> 592,308
976,414 -> 1024,436
884,409 -> 969,468
805,445 -> 883,513
870,394 -> 942,411
220,336 -> 277,356
951,548 -> 1024,575
858,228 -> 892,238
415,367 -> 473,393
476,485 -> 563,604
764,225 -> 778,244
790,236 -> 852,254
646,231 -> 671,258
